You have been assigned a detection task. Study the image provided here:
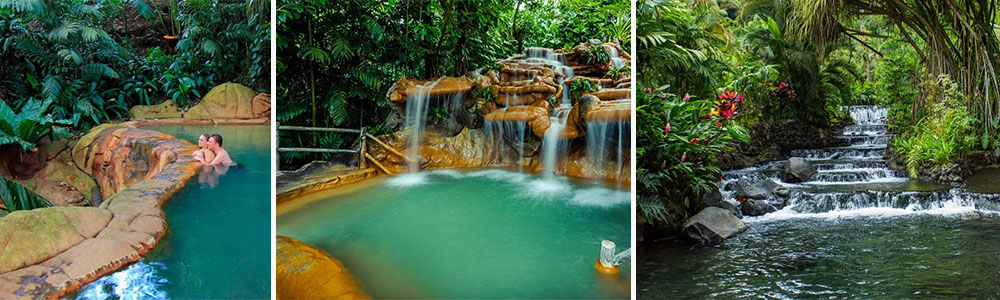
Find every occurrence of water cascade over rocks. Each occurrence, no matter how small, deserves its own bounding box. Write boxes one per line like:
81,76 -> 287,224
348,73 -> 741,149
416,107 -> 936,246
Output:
714,105 -> 1000,224
380,41 -> 632,184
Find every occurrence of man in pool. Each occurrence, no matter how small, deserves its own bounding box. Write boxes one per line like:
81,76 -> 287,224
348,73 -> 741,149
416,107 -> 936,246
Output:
205,134 -> 233,166
193,133 -> 215,163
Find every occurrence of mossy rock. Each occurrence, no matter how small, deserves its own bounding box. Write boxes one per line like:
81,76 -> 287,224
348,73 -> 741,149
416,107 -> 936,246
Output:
0,207 -> 111,273
71,123 -> 130,173
183,83 -> 257,120
130,100 -> 182,119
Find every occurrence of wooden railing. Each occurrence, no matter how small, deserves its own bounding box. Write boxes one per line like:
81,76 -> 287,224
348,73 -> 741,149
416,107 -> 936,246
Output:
276,123 -> 407,175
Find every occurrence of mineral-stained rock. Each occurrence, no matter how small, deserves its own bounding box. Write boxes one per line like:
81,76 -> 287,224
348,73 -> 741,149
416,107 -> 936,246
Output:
71,126 -> 196,199
483,106 -> 551,137
129,100 -> 182,119
386,77 -> 474,103
183,82 -> 258,120
682,207 -> 747,244
740,199 -> 778,217
276,235 -> 370,300
781,157 -> 817,183
251,93 -> 271,119
0,207 -> 111,274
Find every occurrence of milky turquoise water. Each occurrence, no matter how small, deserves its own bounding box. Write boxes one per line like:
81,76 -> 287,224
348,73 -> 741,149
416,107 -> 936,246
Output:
73,125 -> 271,299
277,169 -> 632,299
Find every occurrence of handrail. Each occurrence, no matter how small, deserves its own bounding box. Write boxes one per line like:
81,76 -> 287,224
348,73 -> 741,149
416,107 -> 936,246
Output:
365,133 -> 407,160
277,123 -> 408,175
278,125 -> 362,134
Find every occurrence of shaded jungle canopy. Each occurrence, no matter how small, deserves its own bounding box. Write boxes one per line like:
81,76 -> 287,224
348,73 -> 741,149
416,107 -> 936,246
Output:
276,0 -> 630,168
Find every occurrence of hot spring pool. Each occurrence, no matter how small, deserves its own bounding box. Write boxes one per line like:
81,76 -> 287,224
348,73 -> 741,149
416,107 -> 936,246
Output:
73,125 -> 271,299
277,169 -> 632,299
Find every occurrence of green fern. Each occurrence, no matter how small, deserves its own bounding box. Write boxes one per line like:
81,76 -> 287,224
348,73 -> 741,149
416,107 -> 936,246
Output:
0,99 -> 72,150
0,176 -> 52,212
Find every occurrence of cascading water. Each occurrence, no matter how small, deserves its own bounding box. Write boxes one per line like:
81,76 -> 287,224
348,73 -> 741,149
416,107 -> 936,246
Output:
641,105 -> 1000,299
483,117 -> 529,170
525,47 -> 574,105
405,78 -> 443,173
540,105 -> 572,179
606,45 -> 625,68
586,120 -> 630,184
718,105 -> 1000,217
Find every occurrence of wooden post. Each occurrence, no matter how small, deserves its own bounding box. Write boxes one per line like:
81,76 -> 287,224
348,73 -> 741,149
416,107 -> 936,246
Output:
359,127 -> 367,169
275,121 -> 280,172
599,240 -> 616,268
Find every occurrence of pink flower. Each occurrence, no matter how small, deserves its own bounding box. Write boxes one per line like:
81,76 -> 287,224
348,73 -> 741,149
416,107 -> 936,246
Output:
715,121 -> 722,128
684,93 -> 690,102
681,152 -> 687,162
660,93 -> 667,99
661,160 -> 667,169
690,138 -> 699,144
719,176 -> 723,181
643,88 -> 651,93
705,138 -> 710,145
664,122 -> 670,135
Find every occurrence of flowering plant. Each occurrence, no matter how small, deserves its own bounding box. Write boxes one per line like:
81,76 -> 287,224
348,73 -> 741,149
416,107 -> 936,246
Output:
637,85 -> 749,226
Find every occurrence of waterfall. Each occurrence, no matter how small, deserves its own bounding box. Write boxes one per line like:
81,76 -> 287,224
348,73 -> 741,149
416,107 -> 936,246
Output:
525,47 -> 574,105
720,105 -> 1000,219
405,78 -> 443,173
540,105 -> 573,179
606,45 -> 625,68
586,120 -> 630,184
484,116 -> 530,170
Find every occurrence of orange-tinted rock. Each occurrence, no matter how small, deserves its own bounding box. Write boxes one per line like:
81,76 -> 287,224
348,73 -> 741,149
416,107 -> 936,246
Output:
276,235 -> 370,300
252,93 -> 271,119
0,123 -> 201,299
587,89 -> 631,101
183,82 -> 258,120
387,77 -> 474,103
483,106 -> 551,137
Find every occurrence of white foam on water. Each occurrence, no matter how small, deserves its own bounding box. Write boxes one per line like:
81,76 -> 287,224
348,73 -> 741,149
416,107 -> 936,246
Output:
746,198 -> 981,222
428,169 -> 463,178
75,261 -> 167,300
569,187 -> 630,208
386,173 -> 429,187
522,178 -> 572,197
465,169 -> 531,183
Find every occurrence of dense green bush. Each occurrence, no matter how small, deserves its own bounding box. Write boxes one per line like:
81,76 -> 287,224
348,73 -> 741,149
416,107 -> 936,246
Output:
1,0 -> 270,131
0,99 -> 71,150
0,176 -> 51,212
892,75 -> 977,177
637,86 -> 748,226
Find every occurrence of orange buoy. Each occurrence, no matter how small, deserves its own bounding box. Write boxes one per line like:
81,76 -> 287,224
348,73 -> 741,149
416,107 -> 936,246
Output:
595,259 -> 619,275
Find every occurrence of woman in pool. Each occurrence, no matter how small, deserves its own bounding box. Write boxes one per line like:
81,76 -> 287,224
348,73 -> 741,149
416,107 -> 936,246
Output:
193,133 -> 215,163
197,134 -> 234,188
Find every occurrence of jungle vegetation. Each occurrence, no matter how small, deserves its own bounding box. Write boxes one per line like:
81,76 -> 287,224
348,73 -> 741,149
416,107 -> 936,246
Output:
275,0 -> 630,169
638,0 -> 1000,231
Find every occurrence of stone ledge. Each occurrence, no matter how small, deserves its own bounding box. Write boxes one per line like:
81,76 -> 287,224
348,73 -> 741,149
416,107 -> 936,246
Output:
0,124 -> 200,299
276,235 -> 369,300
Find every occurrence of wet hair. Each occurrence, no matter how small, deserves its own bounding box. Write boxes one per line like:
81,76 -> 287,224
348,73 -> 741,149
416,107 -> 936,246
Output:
199,133 -> 210,141
210,134 -> 223,147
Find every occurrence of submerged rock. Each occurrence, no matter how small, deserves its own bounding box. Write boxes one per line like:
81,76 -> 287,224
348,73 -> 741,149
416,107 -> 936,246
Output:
740,199 -> 778,217
780,157 -> 817,183
682,207 -> 747,244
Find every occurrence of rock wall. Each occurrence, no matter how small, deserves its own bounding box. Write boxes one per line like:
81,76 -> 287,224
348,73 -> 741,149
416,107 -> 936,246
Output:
0,124 -> 200,299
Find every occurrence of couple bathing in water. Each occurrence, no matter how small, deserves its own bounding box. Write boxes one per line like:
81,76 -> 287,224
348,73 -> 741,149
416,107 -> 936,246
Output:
194,133 -> 233,187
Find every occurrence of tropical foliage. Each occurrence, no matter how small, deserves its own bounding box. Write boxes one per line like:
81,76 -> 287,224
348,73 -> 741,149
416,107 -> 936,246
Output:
637,87 -> 748,226
276,0 -> 629,169
0,99 -> 71,150
1,0 -> 270,132
0,176 -> 52,213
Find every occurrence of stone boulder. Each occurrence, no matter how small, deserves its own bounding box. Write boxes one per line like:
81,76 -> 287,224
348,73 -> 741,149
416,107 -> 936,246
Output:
682,207 -> 747,244
129,100 -> 182,119
251,93 -> 271,119
740,199 -> 778,216
702,188 -> 741,219
276,235 -> 369,299
183,83 -> 258,120
780,157 -> 817,183
737,179 -> 783,199
0,207 -> 111,274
